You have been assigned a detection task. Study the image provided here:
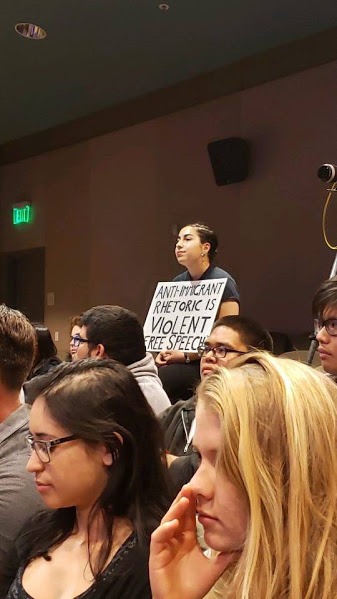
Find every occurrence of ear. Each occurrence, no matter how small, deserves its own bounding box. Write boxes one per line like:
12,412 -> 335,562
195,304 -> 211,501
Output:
102,445 -> 113,467
202,242 -> 211,255
102,432 -> 123,467
93,343 -> 106,359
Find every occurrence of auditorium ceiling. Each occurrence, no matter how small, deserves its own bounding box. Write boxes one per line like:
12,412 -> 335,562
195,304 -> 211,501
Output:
1,0 -> 337,157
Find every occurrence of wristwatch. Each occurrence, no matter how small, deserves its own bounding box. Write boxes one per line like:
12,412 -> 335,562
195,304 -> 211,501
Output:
184,352 -> 191,364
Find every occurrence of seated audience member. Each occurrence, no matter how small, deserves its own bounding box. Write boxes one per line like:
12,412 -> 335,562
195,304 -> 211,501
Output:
66,315 -> 81,362
74,305 -> 171,415
150,352 -> 337,599
28,323 -> 62,379
0,305 -> 44,578
4,359 -> 170,598
162,316 -> 272,491
312,275 -> 337,377
161,316 -> 273,457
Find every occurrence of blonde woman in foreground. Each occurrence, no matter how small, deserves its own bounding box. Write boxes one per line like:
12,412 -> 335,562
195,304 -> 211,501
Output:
150,352 -> 337,599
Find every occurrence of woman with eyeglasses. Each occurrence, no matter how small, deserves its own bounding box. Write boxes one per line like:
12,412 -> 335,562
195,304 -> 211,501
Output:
156,223 -> 240,402
3,359 -> 170,599
150,352 -> 337,599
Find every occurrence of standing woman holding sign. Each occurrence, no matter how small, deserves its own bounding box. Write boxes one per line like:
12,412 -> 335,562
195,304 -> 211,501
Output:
156,223 -> 240,401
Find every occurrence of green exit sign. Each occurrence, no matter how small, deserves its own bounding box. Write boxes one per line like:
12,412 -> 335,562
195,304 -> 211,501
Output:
12,203 -> 32,226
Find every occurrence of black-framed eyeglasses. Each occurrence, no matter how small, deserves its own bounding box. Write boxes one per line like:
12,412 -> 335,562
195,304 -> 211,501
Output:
197,343 -> 247,359
70,335 -> 91,348
314,318 -> 337,337
26,434 -> 78,464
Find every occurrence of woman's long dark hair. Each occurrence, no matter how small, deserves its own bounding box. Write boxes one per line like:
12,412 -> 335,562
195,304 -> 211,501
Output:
32,323 -> 57,363
18,359 -> 171,576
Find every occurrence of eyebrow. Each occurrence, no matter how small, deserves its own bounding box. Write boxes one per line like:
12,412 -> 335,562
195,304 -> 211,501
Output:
205,340 -> 236,350
30,432 -> 58,440
177,233 -> 194,239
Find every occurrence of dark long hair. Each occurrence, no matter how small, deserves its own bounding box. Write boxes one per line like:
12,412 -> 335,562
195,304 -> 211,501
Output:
31,323 -> 58,366
18,359 -> 171,576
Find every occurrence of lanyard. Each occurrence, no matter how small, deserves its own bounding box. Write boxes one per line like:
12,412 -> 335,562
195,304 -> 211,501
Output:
183,416 -> 196,453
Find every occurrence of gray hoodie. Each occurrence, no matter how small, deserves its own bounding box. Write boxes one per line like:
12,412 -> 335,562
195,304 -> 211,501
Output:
128,352 -> 171,415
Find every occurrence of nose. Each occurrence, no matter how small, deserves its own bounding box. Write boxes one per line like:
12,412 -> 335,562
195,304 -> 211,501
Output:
26,450 -> 44,474
189,463 -> 213,503
316,326 -> 329,344
203,347 -> 216,362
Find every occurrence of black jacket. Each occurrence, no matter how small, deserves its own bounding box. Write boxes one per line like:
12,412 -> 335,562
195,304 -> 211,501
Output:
160,396 -> 196,455
160,397 -> 199,493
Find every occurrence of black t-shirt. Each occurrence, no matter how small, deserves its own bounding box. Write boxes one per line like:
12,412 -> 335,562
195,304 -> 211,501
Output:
5,533 -> 151,599
173,265 -> 240,304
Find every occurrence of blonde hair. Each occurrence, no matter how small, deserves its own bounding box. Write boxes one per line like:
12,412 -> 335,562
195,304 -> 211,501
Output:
198,352 -> 337,599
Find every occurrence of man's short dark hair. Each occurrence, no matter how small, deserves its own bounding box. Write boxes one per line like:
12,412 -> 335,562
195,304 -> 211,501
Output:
80,305 -> 146,366
312,276 -> 337,318
211,315 -> 273,352
0,304 -> 36,390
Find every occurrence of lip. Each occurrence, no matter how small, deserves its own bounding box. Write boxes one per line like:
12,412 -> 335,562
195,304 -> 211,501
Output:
35,481 -> 52,493
197,511 -> 218,525
201,366 -> 216,376
176,251 -> 185,257
318,348 -> 330,357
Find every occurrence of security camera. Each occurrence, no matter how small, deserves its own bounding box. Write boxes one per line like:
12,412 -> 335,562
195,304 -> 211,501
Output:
317,164 -> 337,183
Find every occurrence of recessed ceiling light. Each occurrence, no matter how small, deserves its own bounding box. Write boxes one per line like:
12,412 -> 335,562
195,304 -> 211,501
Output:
15,23 -> 46,40
158,3 -> 170,10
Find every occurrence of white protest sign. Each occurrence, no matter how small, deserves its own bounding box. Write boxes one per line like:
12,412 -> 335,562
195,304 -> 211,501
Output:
144,279 -> 227,352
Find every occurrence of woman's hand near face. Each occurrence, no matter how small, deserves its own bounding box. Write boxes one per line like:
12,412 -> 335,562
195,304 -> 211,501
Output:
149,485 -> 236,599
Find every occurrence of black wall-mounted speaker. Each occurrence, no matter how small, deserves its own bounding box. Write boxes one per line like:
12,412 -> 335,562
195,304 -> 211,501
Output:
207,137 -> 249,186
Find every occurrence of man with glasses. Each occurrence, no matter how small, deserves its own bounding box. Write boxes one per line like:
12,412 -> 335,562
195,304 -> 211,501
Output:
0,305 -> 44,577
160,315 -> 272,487
312,275 -> 337,377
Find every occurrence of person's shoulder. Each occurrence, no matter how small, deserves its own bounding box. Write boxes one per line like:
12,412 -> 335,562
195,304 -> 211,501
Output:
6,404 -> 30,428
172,271 -> 189,282
23,372 -> 51,405
207,265 -> 235,281
0,406 -> 30,454
159,397 -> 195,425
207,266 -> 240,300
